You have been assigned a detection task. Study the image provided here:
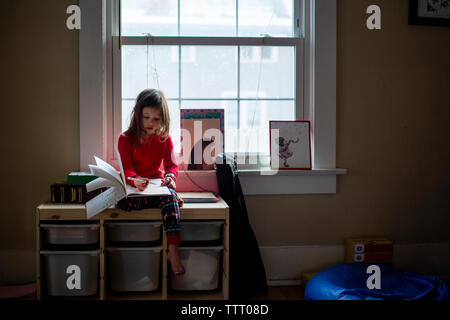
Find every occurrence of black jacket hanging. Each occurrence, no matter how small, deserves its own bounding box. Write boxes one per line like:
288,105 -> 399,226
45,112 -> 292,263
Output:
216,154 -> 268,299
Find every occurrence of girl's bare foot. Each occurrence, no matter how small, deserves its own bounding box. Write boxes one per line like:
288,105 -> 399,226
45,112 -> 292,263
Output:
168,244 -> 185,275
178,195 -> 184,207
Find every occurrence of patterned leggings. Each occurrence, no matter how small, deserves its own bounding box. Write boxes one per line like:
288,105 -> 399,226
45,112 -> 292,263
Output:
117,188 -> 181,244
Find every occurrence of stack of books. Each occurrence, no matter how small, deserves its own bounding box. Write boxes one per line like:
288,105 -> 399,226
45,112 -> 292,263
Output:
345,238 -> 393,264
50,172 -> 102,204
67,172 -> 99,185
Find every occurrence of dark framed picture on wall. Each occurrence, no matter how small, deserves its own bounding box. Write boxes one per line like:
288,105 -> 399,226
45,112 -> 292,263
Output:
180,109 -> 225,170
269,121 -> 312,170
409,0 -> 450,27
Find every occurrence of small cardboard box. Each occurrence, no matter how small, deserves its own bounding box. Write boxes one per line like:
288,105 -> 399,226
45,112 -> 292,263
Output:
350,251 -> 393,263
345,238 -> 393,263
345,238 -> 393,253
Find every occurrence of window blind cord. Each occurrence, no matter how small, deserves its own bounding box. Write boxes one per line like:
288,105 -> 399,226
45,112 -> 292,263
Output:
150,36 -> 160,89
245,10 -> 274,152
244,38 -> 265,153
144,34 -> 160,90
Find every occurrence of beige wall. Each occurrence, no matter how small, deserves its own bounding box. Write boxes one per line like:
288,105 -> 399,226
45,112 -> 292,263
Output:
248,0 -> 450,246
0,0 -> 79,250
0,0 -> 449,259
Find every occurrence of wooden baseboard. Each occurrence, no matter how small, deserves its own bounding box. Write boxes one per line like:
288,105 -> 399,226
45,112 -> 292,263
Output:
260,243 -> 450,282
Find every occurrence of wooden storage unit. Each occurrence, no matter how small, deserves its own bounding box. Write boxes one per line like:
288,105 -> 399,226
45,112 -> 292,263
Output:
36,198 -> 229,300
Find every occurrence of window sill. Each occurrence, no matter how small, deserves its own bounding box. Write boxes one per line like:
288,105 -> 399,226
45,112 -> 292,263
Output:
178,168 -> 347,195
239,168 -> 347,195
238,168 -> 347,176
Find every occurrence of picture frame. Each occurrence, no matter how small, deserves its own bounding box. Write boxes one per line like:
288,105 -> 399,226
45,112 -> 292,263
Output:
180,109 -> 225,170
269,120 -> 312,170
409,0 -> 450,27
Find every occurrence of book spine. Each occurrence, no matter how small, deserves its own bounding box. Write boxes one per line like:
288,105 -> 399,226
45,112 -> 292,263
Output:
61,186 -> 65,203
67,176 -> 98,185
55,185 -> 61,203
69,185 -> 84,203
51,184 -> 104,203
78,186 -> 83,203
51,185 -> 56,203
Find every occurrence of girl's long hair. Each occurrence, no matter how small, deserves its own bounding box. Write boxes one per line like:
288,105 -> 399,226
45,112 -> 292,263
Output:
126,89 -> 170,144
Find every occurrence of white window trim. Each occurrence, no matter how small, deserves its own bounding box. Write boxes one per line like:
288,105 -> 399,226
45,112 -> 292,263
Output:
80,0 -> 345,195
80,0 -> 107,170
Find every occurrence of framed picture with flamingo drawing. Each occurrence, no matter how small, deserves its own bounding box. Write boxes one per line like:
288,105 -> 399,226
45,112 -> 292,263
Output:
269,121 -> 312,170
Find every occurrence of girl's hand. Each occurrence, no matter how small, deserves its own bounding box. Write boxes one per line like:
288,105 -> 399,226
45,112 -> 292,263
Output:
134,177 -> 150,191
162,176 -> 176,190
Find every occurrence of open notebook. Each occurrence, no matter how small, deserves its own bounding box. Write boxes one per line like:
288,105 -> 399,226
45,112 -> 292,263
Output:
84,147 -> 170,219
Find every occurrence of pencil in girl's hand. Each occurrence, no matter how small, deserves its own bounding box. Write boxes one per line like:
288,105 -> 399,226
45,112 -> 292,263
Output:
127,177 -> 148,183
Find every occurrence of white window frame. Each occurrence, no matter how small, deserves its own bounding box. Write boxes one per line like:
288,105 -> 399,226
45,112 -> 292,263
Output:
115,0 -> 303,162
117,36 -> 302,156
80,0 -> 346,195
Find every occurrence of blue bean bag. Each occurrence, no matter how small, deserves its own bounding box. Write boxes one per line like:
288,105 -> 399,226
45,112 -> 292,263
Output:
305,263 -> 448,300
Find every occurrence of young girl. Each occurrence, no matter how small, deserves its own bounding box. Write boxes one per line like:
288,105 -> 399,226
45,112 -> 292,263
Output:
117,89 -> 185,275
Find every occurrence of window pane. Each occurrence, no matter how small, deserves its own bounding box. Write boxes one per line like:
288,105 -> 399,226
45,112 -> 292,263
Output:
181,46 -> 237,99
240,46 -> 294,99
122,45 -> 179,100
122,0 -> 178,36
122,0 -> 296,38
239,0 -> 294,37
181,100 -> 238,153
180,0 -> 236,36
239,100 -> 295,154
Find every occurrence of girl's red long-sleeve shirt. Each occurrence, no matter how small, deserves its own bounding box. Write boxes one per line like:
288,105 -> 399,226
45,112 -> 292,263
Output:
118,132 -> 178,186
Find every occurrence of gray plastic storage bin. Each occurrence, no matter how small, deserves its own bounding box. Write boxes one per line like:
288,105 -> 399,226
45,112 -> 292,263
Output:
40,249 -> 100,297
181,221 -> 224,242
106,247 -> 162,292
170,246 -> 223,291
41,223 -> 100,245
106,221 -> 162,243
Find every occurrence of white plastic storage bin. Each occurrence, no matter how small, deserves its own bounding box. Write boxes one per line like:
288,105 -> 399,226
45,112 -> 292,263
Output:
40,249 -> 100,297
106,221 -> 162,243
106,247 -> 162,292
41,223 -> 100,245
181,221 -> 224,242
170,246 -> 223,291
